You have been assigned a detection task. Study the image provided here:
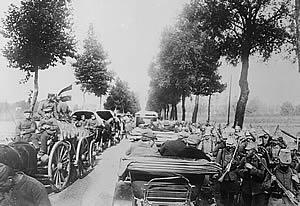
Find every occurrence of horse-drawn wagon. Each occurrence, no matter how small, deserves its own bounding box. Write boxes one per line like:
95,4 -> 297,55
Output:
0,110 -> 100,192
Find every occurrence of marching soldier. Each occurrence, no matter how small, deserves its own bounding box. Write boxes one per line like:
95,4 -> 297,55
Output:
263,149 -> 300,206
216,136 -> 240,206
15,110 -> 39,149
238,141 -> 267,206
38,107 -> 60,160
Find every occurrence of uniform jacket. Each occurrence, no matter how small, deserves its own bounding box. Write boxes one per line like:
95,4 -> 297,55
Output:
15,118 -> 36,140
216,147 -> 240,182
159,138 -> 186,157
39,117 -> 60,135
263,165 -> 299,195
125,140 -> 160,157
37,100 -> 58,118
0,173 -> 51,206
238,155 -> 266,195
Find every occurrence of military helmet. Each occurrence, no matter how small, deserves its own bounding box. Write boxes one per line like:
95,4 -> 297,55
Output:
278,148 -> 292,164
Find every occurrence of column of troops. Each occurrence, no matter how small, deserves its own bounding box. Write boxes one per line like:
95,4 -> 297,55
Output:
146,120 -> 300,206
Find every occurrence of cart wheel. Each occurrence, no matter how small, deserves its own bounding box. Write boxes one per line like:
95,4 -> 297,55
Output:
76,137 -> 90,178
89,140 -> 97,168
48,141 -> 71,192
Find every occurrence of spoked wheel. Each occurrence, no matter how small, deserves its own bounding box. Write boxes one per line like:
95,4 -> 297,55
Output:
76,137 -> 90,178
48,141 -> 71,192
98,137 -> 103,153
89,140 -> 97,168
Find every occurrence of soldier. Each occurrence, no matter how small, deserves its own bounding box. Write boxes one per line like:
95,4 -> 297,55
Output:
15,110 -> 39,149
38,107 -> 60,160
56,96 -> 71,120
0,163 -> 51,206
216,136 -> 240,206
263,149 -> 300,206
238,141 -> 267,206
77,114 -> 88,128
37,93 -> 58,119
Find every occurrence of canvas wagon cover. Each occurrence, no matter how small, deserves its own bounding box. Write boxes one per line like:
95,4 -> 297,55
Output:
118,156 -> 222,180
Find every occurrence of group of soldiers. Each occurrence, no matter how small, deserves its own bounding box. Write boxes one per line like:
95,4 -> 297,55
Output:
15,93 -> 71,161
137,119 -> 300,206
210,125 -> 300,206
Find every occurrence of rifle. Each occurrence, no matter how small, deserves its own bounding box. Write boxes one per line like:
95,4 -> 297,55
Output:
279,128 -> 297,141
218,139 -> 239,182
254,153 -> 300,206
259,126 -> 271,137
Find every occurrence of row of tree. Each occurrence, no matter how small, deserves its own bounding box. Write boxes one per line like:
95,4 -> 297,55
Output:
1,0 -> 140,114
147,0 -> 299,127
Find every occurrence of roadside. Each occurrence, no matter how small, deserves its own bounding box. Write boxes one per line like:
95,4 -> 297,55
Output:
50,140 -> 130,206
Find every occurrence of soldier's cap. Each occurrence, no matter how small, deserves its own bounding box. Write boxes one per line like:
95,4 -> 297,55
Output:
141,129 -> 156,141
23,110 -> 32,114
0,163 -> 13,182
43,107 -> 53,112
278,148 -> 292,164
47,93 -> 56,98
186,134 -> 201,145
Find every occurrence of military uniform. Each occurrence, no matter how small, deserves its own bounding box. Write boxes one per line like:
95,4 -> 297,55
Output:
37,94 -> 58,119
216,136 -> 240,206
15,112 -> 36,142
238,142 -> 267,206
263,149 -> 300,206
38,108 -> 60,155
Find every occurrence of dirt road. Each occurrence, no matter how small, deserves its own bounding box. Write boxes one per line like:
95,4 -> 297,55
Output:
50,140 -> 130,206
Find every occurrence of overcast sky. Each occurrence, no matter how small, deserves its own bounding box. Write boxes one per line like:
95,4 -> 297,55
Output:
0,0 -> 299,110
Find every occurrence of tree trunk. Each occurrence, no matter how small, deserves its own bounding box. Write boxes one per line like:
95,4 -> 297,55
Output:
175,104 -> 178,120
30,70 -> 39,112
170,104 -> 174,120
99,95 -> 102,110
234,46 -> 250,128
296,0 -> 300,72
207,95 -> 211,123
166,104 -> 169,120
192,95 -> 200,123
181,94 -> 186,121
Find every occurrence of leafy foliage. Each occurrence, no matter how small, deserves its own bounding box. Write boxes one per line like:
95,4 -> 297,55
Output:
2,0 -> 76,111
104,78 -> 140,114
2,0 -> 76,75
280,101 -> 295,116
72,24 -> 113,97
185,0 -> 293,127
